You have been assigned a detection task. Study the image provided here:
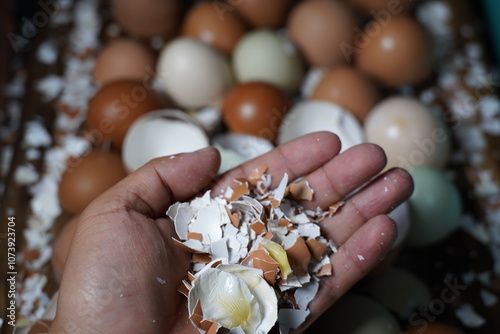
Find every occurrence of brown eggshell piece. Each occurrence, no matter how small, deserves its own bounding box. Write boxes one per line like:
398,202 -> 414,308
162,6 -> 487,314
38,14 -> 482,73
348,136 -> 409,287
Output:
355,15 -> 433,87
87,80 -> 164,148
250,249 -> 280,285
285,237 -> 311,277
287,0 -> 357,67
27,319 -> 53,334
182,1 -> 248,55
231,0 -> 293,28
347,0 -> 416,14
93,38 -> 156,86
222,82 -> 290,142
111,0 -> 181,39
51,217 -> 78,283
310,66 -> 381,122
58,150 -> 127,214
305,238 -> 327,262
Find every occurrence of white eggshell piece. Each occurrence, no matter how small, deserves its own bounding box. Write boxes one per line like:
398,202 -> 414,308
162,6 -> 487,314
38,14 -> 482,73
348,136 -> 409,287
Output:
122,109 -> 209,172
277,101 -> 364,152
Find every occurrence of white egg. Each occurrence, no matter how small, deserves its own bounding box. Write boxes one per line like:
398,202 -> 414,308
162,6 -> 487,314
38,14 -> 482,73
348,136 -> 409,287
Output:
157,38 -> 233,108
277,101 -> 364,152
122,109 -> 210,172
388,201 -> 411,248
232,30 -> 303,93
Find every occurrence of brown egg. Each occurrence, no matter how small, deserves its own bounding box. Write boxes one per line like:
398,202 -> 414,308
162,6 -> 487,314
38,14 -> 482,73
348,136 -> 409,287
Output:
287,0 -> 357,67
230,0 -> 292,28
182,1 -> 248,55
51,217 -> 78,283
222,82 -> 290,142
87,81 -> 164,148
111,0 -> 181,39
58,150 -> 127,214
310,66 -> 380,122
406,322 -> 463,334
347,0 -> 416,14
93,39 -> 156,86
355,15 -> 433,87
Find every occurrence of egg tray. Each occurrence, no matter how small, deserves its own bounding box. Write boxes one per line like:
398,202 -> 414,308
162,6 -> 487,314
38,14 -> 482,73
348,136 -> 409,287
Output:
1,0 -> 500,333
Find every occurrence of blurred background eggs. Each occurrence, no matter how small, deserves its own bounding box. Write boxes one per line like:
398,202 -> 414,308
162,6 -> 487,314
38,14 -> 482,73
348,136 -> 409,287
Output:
287,0 -> 357,67
278,101 -> 364,152
122,109 -> 209,172
232,29 -> 303,93
92,38 -> 156,86
231,0 -> 293,28
355,15 -> 434,87
222,82 -> 290,142
364,97 -> 451,171
87,80 -> 165,148
182,1 -> 248,56
58,150 -> 127,214
111,0 -> 181,39
157,37 -> 233,108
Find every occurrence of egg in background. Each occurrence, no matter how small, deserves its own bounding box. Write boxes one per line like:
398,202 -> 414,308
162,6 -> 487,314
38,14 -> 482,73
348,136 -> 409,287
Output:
230,0 -> 293,28
92,38 -> 156,86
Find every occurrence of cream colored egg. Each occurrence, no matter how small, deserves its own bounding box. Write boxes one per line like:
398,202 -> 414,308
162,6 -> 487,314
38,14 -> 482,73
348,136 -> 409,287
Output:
122,109 -> 210,172
157,38 -> 233,108
365,97 -> 450,171
232,30 -> 303,93
278,101 -> 364,152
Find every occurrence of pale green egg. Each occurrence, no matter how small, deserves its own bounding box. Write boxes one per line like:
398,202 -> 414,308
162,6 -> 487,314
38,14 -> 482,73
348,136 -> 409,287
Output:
406,166 -> 462,247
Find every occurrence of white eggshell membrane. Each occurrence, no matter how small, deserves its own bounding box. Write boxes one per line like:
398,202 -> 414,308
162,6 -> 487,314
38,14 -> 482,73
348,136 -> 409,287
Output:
157,37 -> 233,108
122,109 -> 209,172
188,264 -> 277,334
277,100 -> 364,152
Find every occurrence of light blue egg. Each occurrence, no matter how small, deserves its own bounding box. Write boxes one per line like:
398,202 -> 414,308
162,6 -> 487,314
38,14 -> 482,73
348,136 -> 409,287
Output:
406,166 -> 462,247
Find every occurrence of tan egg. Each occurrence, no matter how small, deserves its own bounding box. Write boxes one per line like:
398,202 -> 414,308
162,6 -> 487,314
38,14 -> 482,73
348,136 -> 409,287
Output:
182,1 -> 248,56
51,217 -> 78,283
229,0 -> 292,28
58,150 -> 127,214
287,0 -> 357,67
111,0 -> 181,39
87,80 -> 165,148
347,0 -> 416,14
93,39 -> 156,86
310,66 -> 380,122
355,16 -> 433,87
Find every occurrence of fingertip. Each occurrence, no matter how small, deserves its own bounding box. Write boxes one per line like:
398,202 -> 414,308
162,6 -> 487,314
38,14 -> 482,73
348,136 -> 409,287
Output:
385,167 -> 415,200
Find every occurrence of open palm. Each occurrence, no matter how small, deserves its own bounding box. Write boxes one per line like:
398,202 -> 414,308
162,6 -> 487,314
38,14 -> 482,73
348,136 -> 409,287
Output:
50,132 -> 413,334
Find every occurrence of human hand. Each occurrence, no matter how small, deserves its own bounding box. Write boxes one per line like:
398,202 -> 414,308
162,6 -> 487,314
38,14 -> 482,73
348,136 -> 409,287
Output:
50,132 -> 413,334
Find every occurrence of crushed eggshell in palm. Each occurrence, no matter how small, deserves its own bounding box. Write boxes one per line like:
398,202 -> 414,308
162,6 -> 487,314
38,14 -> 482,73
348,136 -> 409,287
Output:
168,166 -> 341,333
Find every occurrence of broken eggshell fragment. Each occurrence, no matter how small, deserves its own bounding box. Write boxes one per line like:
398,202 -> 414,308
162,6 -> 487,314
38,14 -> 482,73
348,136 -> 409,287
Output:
188,263 -> 278,334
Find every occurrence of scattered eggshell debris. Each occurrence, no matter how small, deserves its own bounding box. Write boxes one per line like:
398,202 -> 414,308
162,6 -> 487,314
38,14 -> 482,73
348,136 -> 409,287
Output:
287,179 -> 314,201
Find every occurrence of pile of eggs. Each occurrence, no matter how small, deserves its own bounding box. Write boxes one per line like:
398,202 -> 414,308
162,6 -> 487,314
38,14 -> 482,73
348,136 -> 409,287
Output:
54,0 -> 464,331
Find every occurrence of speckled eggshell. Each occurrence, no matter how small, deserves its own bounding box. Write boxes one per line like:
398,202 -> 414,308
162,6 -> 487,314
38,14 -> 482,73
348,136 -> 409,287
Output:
355,16 -> 433,87
406,166 -> 462,247
222,82 -> 290,142
278,100 -> 364,153
310,66 -> 380,122
122,109 -> 210,172
364,96 -> 450,171
92,38 -> 156,86
232,30 -> 303,93
287,0 -> 357,67
158,38 -> 233,109
87,80 -> 165,148
111,0 -> 181,39
231,0 -> 293,28
182,1 -> 248,55
58,150 -> 127,214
